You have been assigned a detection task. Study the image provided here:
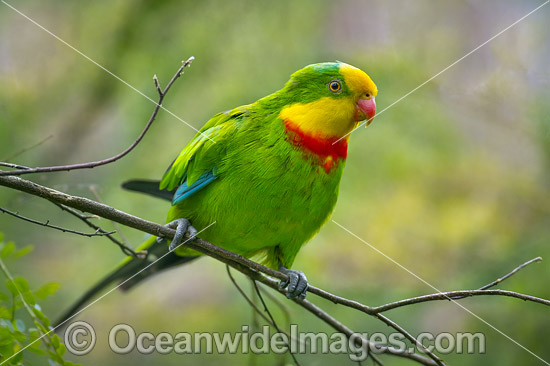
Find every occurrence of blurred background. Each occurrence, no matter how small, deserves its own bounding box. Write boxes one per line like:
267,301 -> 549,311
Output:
0,0 -> 549,365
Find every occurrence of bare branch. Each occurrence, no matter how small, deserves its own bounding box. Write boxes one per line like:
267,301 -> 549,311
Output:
477,257 -> 542,291
227,266 -> 302,366
251,279 -> 302,366
373,312 -> 445,365
372,289 -> 550,313
254,281 -> 294,333
0,57 -> 194,177
0,175 -> 176,238
0,206 -> 115,237
50,202 -> 139,258
153,74 -> 163,97
226,266 -> 280,331
370,257 -> 548,313
0,162 -> 31,170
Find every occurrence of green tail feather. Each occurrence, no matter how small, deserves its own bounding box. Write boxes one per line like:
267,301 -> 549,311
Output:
55,236 -> 198,327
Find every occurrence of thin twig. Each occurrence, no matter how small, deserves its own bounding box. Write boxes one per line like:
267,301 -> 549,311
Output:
226,266 -> 281,331
374,313 -> 445,365
373,257 -> 547,312
372,289 -> 550,313
153,74 -> 163,97
255,281 -> 292,328
0,57 -> 194,177
447,256 -> 542,300
251,280 -> 285,334
0,206 -> 115,237
227,266 -> 303,365
0,162 -> 31,170
248,280 -> 259,366
252,279 -> 302,366
2,134 -> 53,162
50,202 -> 139,258
478,257 -> 542,290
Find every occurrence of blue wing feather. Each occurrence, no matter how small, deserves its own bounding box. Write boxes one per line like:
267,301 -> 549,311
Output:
172,170 -> 217,205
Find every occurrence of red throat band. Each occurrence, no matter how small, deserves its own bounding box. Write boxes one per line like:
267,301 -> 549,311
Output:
283,120 -> 348,172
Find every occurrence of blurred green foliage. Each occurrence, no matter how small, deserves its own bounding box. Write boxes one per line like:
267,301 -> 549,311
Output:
0,234 -> 77,366
0,0 -> 549,365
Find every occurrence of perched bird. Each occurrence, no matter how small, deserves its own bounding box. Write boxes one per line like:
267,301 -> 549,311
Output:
57,62 -> 377,323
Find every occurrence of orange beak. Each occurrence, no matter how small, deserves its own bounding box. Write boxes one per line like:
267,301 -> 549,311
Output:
355,97 -> 376,126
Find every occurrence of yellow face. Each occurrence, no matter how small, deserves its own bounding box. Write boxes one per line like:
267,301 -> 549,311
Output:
339,64 -> 378,99
279,63 -> 377,139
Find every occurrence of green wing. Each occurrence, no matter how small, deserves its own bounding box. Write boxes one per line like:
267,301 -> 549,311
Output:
159,106 -> 248,198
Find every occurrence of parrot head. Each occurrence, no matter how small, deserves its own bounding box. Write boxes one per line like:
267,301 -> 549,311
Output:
278,62 -> 378,142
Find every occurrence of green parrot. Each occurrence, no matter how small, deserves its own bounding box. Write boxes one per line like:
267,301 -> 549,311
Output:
57,62 -> 377,323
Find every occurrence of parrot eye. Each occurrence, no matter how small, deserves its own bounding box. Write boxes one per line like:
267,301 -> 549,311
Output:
328,80 -> 341,93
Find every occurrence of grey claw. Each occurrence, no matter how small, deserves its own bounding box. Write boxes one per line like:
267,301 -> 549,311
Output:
168,240 -> 178,251
279,266 -> 308,300
278,278 -> 289,291
187,225 -> 198,240
163,218 -> 197,251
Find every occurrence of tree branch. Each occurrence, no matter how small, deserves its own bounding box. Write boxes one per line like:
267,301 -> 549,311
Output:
372,289 -> 550,313
0,57 -> 194,177
370,257 -> 547,313
0,206 -> 115,238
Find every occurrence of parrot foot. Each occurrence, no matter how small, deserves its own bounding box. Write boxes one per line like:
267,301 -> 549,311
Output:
278,265 -> 308,300
158,218 -> 198,251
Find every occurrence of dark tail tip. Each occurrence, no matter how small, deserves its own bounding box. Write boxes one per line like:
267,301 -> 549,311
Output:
121,179 -> 173,201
